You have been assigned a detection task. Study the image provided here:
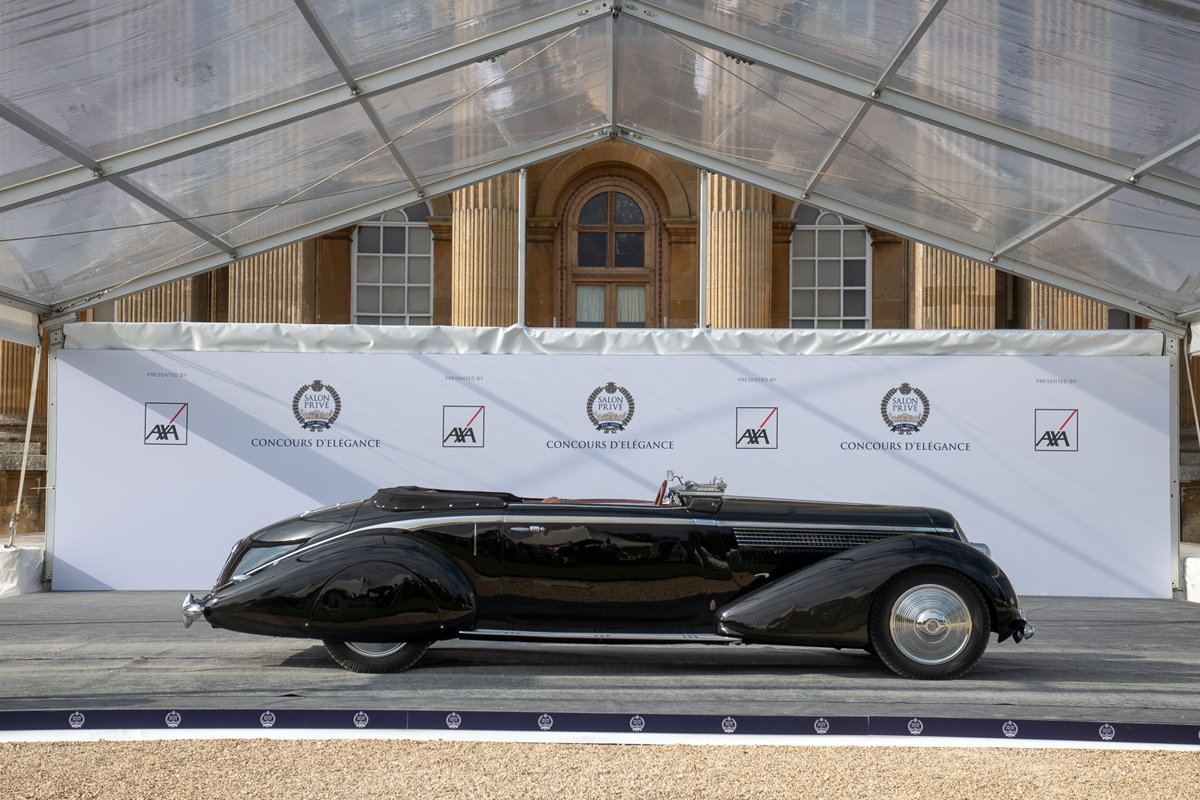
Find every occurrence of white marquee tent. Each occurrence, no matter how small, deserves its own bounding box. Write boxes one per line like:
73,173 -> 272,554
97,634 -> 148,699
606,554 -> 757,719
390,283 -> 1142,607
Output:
2,0 -> 1200,346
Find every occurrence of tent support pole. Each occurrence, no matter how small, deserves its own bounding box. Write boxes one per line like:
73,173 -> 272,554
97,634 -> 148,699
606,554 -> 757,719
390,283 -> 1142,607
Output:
6,341 -> 41,549
1169,335 -> 1183,597
518,168 -> 527,327
698,170 -> 708,329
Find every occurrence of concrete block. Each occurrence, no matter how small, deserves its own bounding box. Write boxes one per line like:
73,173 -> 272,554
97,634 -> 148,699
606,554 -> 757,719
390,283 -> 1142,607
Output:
0,545 -> 43,597
1185,553 -> 1200,604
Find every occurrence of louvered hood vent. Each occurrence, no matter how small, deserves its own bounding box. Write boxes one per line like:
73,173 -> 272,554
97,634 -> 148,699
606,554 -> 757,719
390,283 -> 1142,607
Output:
733,529 -> 896,551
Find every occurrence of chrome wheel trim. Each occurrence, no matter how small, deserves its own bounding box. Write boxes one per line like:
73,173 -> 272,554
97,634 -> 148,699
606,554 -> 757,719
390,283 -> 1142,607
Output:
889,584 -> 972,665
345,642 -> 407,658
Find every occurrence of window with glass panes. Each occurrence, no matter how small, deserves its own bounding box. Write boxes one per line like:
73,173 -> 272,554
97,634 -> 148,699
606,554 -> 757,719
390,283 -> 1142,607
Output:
790,204 -> 870,328
353,201 -> 432,325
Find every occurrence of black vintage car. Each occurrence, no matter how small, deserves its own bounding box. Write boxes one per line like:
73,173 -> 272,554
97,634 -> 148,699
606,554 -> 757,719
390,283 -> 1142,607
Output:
182,473 -> 1033,680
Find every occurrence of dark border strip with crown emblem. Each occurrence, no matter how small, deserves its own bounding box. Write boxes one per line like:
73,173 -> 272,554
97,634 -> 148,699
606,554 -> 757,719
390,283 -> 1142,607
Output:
1,710 -> 1198,748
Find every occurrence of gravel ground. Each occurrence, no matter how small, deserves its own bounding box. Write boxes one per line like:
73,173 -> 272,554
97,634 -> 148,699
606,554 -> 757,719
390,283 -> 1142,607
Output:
2,740 -> 1198,799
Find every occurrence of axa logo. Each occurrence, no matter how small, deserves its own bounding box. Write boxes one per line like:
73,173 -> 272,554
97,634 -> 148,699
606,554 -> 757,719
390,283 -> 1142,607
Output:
145,403 -> 188,445
736,407 -> 778,449
443,406 -> 485,447
1035,409 -> 1078,452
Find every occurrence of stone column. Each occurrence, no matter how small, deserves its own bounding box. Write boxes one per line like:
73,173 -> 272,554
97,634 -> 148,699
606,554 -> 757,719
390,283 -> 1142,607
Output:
451,174 -> 520,326
705,174 -> 772,328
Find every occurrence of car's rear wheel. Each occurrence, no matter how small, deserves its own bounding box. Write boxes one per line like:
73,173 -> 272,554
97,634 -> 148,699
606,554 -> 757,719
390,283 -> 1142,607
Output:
868,567 -> 988,680
323,640 -> 432,673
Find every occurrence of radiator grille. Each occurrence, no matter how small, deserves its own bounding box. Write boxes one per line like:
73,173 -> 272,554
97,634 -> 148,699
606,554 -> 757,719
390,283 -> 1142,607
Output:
733,529 -> 894,550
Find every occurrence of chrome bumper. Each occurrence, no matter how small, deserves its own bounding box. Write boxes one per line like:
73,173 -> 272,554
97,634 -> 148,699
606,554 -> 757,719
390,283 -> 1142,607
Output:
1012,609 -> 1035,643
181,593 -> 207,628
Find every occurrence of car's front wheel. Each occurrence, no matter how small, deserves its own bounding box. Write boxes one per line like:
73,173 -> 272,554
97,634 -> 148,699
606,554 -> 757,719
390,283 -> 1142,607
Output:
868,567 -> 989,680
323,640 -> 432,673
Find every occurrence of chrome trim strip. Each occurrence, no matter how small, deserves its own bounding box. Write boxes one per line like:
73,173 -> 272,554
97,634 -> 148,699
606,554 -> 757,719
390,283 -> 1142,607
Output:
718,520 -> 953,535
458,629 -> 740,644
504,514 -> 694,526
234,514 -> 506,579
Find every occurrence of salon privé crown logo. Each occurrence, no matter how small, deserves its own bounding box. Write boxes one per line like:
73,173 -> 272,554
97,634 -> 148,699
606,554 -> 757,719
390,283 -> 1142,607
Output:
293,380 -> 341,431
587,382 -> 635,433
881,382 -> 930,434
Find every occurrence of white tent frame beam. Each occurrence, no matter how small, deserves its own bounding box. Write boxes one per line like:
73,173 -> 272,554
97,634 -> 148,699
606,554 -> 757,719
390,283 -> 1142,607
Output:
290,0 -> 426,196
626,2 -> 1200,216
626,128 -> 1185,335
0,99 -> 237,255
52,127 -> 607,315
802,0 -> 950,199
0,0 -> 606,218
994,125 -> 1200,261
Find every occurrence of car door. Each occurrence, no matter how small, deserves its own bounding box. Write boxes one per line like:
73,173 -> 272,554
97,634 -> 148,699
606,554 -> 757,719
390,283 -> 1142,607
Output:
499,503 -> 709,630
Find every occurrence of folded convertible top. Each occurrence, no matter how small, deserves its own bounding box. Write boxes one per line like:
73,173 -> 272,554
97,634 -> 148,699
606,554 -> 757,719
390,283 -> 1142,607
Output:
372,485 -> 524,511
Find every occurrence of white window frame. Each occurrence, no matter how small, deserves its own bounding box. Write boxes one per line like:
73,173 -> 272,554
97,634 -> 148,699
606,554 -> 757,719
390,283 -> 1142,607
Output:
352,202 -> 434,326
789,203 -> 872,329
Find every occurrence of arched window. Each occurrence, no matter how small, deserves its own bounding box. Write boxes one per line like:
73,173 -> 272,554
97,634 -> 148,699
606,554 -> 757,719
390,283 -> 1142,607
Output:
352,201 -> 432,325
789,202 -> 870,328
562,178 -> 661,328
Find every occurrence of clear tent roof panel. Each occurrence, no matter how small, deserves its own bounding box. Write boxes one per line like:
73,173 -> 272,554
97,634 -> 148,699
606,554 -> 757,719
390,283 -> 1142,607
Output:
0,0 -> 342,166
0,121 -> 79,190
1017,190 -> 1200,314
367,24 -> 608,181
896,0 -> 1200,167
1,0 -> 1199,330
619,24 -> 863,173
0,182 -> 224,306
127,102 -> 412,250
311,0 -> 574,78
826,107 -> 1108,250
655,0 -> 936,82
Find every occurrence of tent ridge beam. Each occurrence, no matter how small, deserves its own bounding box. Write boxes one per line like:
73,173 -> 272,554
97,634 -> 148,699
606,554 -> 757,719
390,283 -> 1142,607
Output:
0,1 -> 605,217
628,2 -> 1200,215
50,128 -> 605,314
626,128 -> 1182,331
805,0 -> 948,197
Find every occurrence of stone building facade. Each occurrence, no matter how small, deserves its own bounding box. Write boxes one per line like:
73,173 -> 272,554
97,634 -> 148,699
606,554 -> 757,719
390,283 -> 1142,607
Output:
2,141 -> 1171,540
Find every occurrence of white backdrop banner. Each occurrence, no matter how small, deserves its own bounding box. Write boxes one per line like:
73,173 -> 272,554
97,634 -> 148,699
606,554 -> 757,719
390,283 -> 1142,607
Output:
54,348 -> 1169,597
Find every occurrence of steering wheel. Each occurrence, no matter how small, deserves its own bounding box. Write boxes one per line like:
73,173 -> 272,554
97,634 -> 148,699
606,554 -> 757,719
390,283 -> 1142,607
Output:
654,479 -> 668,505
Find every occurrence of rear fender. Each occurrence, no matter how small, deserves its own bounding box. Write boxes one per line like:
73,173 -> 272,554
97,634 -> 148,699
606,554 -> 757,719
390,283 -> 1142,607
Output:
715,535 -> 1017,647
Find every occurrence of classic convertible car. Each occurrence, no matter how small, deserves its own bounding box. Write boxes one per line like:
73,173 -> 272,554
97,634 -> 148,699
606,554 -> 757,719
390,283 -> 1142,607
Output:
182,473 -> 1033,680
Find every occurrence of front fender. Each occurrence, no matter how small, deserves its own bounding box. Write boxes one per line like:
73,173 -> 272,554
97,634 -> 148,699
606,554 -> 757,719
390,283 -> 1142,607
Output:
715,535 -> 1019,647
204,531 -> 477,640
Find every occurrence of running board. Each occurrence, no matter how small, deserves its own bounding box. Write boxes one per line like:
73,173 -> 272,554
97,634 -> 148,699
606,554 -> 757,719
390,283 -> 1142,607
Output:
457,629 -> 742,644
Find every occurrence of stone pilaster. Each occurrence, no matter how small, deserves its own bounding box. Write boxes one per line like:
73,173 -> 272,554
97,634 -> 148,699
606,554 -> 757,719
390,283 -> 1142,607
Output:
452,174 -> 521,326
705,175 -> 772,328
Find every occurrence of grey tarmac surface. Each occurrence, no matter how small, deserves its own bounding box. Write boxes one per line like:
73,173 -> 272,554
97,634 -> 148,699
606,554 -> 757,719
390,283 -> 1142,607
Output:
1,591 -> 1199,725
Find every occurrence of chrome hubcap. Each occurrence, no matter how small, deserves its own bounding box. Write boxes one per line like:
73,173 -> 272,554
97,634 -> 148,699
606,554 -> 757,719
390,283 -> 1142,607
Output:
890,584 -> 972,665
345,642 -> 406,658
